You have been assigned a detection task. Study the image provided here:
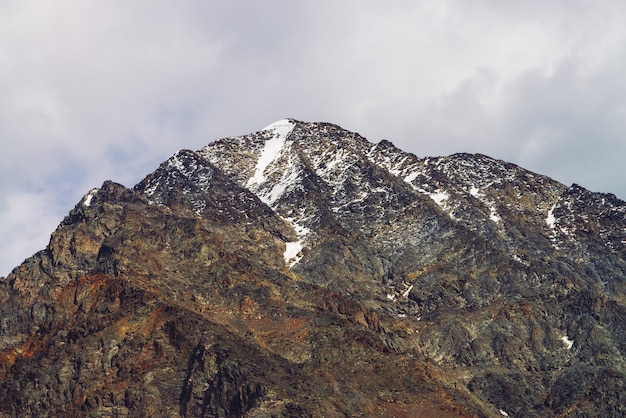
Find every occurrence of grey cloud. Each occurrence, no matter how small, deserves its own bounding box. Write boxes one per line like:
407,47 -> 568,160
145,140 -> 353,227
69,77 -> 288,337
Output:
380,55 -> 626,198
503,58 -> 626,196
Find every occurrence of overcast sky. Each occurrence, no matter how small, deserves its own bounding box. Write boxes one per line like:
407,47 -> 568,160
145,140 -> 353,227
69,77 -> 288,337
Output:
2,0 -> 626,275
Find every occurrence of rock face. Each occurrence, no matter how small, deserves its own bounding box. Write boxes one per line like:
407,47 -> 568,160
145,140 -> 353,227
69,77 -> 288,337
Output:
1,118 -> 625,417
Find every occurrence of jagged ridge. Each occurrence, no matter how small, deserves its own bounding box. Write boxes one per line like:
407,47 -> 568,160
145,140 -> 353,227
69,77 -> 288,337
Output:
0,119 -> 625,417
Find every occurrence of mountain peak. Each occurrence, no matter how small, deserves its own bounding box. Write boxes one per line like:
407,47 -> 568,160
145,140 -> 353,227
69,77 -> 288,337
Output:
1,119 -> 625,417
260,117 -> 297,132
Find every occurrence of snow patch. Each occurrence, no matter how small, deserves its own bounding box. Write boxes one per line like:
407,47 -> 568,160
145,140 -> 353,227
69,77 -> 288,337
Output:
282,216 -> 310,267
284,240 -> 305,266
428,190 -> 449,206
262,118 -> 295,133
489,208 -> 502,223
561,335 -> 574,350
249,119 -> 295,187
546,204 -> 557,229
83,188 -> 98,207
499,410 -> 509,417
259,164 -> 301,205
547,203 -> 567,249
402,284 -> 414,298
404,171 -> 419,183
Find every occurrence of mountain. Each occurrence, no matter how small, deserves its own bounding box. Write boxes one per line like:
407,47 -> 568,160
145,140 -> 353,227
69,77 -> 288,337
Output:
1,118 -> 625,417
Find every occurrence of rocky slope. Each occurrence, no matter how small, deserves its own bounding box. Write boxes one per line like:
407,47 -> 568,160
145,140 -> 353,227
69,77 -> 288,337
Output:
1,119 -> 625,417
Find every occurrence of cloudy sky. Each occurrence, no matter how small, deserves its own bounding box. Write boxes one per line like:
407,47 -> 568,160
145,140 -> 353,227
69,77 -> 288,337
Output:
2,0 -> 626,275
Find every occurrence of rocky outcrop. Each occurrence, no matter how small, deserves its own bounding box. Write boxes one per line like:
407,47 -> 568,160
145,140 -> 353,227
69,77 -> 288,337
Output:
1,119 -> 625,416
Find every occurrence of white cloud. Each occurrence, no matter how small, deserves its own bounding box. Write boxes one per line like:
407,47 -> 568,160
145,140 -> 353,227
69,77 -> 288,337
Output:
0,191 -> 63,275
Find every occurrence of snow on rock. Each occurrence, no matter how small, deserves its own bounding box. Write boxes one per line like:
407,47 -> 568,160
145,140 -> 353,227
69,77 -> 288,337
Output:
467,185 -> 501,223
83,188 -> 98,207
546,203 -> 564,249
282,216 -> 311,267
561,335 -> 574,350
403,171 -> 419,183
249,119 -> 295,188
402,284 -> 414,298
489,206 -> 502,223
499,410 -> 509,417
258,157 -> 301,205
261,118 -> 296,134
546,204 -> 557,229
284,240 -> 305,266
427,190 -> 449,207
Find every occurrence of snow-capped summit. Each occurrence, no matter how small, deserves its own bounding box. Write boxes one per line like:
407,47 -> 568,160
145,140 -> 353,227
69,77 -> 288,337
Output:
3,118 -> 626,417
197,119 -> 626,269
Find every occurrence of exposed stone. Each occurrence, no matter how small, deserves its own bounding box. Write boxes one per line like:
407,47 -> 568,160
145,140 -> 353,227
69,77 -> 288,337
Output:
0,119 -> 625,416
